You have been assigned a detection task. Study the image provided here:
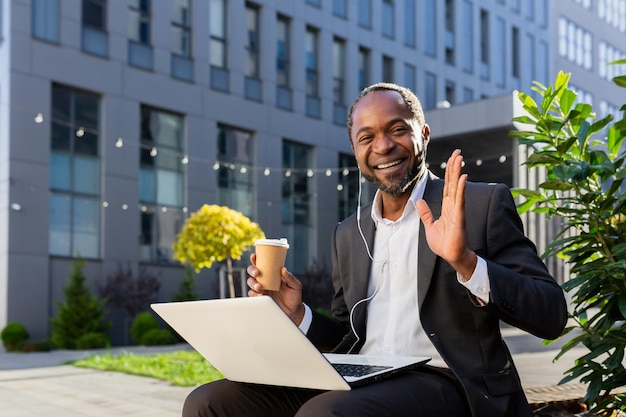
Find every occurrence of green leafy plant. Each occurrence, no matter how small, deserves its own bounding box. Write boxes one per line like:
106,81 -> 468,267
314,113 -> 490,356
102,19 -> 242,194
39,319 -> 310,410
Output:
130,311 -> 160,344
510,62 -> 626,415
50,258 -> 111,350
1,322 -> 29,351
139,328 -> 177,346
172,265 -> 199,302
172,204 -> 265,298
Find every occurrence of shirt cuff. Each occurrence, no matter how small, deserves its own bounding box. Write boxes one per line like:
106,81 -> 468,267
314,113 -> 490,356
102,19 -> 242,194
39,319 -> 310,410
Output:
298,303 -> 313,334
457,256 -> 490,305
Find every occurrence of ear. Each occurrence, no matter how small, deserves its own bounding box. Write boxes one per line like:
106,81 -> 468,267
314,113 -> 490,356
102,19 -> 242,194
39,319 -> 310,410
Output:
422,124 -> 431,143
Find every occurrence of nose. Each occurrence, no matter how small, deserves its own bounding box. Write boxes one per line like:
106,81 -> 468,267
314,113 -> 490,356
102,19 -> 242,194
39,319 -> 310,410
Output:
372,133 -> 396,154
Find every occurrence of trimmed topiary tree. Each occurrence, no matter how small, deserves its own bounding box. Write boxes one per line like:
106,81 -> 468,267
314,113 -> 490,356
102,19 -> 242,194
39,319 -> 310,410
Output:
130,311 -> 160,344
1,322 -> 29,351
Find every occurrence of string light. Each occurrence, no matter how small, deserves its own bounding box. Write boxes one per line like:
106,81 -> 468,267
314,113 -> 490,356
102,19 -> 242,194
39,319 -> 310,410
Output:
181,155 -> 189,164
150,147 -> 157,157
34,113 -> 44,123
115,137 -> 124,148
76,127 -> 85,137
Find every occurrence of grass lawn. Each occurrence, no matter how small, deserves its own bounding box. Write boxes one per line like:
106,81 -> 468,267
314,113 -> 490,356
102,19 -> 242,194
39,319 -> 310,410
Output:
72,350 -> 224,387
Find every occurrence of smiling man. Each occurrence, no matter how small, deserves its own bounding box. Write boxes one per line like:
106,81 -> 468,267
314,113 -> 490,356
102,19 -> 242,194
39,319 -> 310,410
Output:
182,83 -> 568,417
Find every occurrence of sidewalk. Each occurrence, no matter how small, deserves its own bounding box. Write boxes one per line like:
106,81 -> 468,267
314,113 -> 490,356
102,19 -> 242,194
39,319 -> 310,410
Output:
0,334 -> 587,417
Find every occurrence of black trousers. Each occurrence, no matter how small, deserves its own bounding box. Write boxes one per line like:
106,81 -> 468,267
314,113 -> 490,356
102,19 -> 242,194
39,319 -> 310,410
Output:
182,367 -> 470,417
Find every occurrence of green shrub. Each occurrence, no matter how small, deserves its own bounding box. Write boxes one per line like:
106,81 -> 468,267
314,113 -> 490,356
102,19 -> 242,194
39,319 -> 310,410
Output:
51,258 -> 110,349
139,328 -> 177,346
20,339 -> 54,352
75,332 -> 109,349
1,322 -> 29,351
130,311 -> 160,344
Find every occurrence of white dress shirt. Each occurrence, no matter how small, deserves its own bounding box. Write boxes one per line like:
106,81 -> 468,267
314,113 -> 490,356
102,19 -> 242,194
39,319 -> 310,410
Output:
300,174 -> 490,368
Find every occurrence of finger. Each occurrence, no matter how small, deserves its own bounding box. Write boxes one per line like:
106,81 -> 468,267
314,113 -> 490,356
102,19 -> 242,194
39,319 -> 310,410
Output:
280,267 -> 302,290
416,199 -> 434,227
247,276 -> 262,293
456,173 -> 468,211
447,150 -> 462,200
250,253 -> 257,265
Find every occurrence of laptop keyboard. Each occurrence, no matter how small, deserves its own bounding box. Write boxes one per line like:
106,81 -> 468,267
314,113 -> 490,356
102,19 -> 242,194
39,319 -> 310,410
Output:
332,363 -> 392,378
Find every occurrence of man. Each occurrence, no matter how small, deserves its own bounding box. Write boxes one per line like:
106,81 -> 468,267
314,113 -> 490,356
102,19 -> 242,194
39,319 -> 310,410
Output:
183,83 -> 568,417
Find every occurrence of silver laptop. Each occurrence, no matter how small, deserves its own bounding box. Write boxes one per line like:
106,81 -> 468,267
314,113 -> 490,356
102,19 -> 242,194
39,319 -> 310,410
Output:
151,296 -> 430,391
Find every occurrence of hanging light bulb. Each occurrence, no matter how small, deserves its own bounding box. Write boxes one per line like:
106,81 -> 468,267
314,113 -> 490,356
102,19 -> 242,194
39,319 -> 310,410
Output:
76,127 -> 85,137
307,169 -> 314,177
213,162 -> 220,170
150,147 -> 157,157
115,137 -> 124,148
264,167 -> 270,176
240,166 -> 248,173
326,169 -> 332,176
285,169 -> 292,177
181,155 -> 189,164
337,184 -> 344,191
342,168 -> 349,176
34,113 -> 44,123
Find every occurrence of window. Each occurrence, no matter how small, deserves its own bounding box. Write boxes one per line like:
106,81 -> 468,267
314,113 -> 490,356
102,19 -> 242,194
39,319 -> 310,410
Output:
404,63 -> 416,92
512,26 -> 520,79
424,72 -> 437,110
49,85 -> 101,258
382,55 -> 394,83
358,0 -> 372,28
171,0 -> 193,80
333,0 -> 348,18
404,0 -> 416,47
599,42 -> 626,82
210,0 -> 229,90
425,0 -> 436,56
462,0 -> 473,72
598,0 -> 626,33
463,87 -> 474,103
216,125 -> 254,218
495,17 -> 505,87
128,0 -> 153,69
306,0 -> 321,7
82,0 -> 108,56
526,0 -> 535,21
558,17 -> 592,70
382,0 -> 395,39
338,153 -> 360,222
333,37 -> 347,125
245,3 -> 262,101
282,141 -> 313,274
358,47 -> 371,91
445,80 -> 455,106
139,107 -> 185,264
480,9 -> 490,79
276,15 -> 292,110
32,0 -> 59,42
445,0 -> 455,65
305,27 -> 321,118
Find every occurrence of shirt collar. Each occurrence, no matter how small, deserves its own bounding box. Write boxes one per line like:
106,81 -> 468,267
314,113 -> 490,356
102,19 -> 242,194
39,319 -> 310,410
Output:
371,172 -> 429,224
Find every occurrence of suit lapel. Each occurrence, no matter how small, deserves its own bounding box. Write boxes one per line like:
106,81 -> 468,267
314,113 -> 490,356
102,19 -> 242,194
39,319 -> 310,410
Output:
418,174 -> 443,309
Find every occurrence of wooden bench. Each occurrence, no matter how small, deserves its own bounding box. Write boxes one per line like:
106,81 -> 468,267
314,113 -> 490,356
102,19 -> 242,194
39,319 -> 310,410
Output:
525,383 -> 626,414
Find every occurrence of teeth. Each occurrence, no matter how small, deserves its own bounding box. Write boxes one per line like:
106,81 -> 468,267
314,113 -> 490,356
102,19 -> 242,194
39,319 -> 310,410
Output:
376,160 -> 401,169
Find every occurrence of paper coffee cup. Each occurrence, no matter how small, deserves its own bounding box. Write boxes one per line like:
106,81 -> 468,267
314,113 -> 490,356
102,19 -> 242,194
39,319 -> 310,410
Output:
254,238 -> 289,291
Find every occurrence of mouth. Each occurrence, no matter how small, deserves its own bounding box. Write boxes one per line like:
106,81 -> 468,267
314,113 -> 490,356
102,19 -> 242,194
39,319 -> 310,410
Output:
374,159 -> 403,170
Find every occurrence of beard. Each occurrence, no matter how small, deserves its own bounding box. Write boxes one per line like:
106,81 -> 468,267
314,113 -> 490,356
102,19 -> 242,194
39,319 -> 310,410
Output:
362,160 -> 425,196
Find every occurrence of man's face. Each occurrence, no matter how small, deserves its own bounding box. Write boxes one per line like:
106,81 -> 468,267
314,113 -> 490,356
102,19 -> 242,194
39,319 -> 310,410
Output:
350,90 -> 428,196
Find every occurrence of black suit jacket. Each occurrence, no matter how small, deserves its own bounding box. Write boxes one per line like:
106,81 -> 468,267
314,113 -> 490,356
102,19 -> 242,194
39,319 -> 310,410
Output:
307,173 -> 568,417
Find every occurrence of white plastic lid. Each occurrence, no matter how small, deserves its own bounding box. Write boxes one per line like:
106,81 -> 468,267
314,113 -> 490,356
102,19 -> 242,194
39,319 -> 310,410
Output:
254,238 -> 289,248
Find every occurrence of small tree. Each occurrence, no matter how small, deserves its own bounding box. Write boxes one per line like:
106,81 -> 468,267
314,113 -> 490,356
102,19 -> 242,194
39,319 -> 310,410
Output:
172,204 -> 265,298
511,64 -> 626,414
98,262 -> 161,318
51,258 -> 110,349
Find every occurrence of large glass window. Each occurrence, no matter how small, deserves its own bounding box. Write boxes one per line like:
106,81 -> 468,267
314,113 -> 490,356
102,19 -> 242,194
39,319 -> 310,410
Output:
382,55 -> 394,83
358,0 -> 372,28
333,37 -> 347,125
82,0 -> 108,56
216,125 -> 254,218
128,0 -> 153,69
276,15 -> 292,110
245,3 -> 262,101
171,0 -> 193,81
404,0 -> 416,47
424,0 -> 436,56
210,0 -> 228,91
333,0 -> 348,18
445,0 -> 455,65
305,27 -> 321,118
480,9 -> 490,79
558,17 -> 592,71
462,0 -> 473,72
424,71 -> 437,110
404,63 -> 416,92
49,85 -> 101,258
495,17 -> 505,86
382,0 -> 395,39
512,26 -> 520,79
32,0 -> 59,42
598,0 -> 626,33
358,47 -> 371,91
598,42 -> 626,82
282,141 -> 313,274
139,107 -> 185,264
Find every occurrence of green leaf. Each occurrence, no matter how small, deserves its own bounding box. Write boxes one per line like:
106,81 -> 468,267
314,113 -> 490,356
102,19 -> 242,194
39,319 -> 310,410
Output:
560,89 -> 577,114
614,75 -> 626,88
619,293 -> 626,320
